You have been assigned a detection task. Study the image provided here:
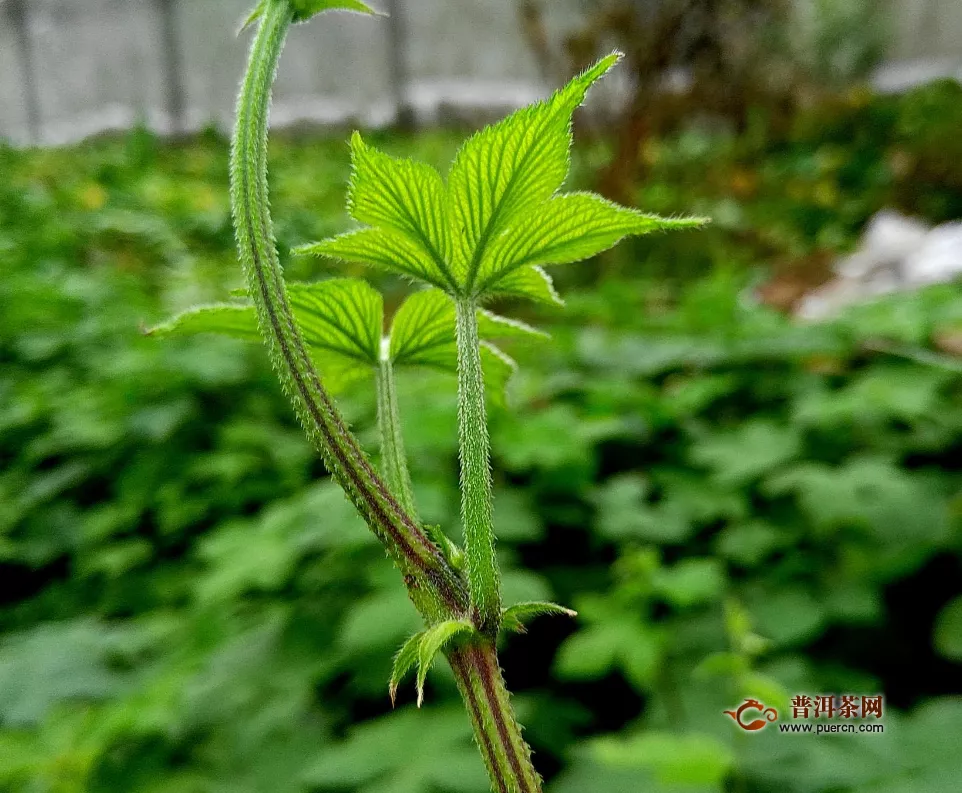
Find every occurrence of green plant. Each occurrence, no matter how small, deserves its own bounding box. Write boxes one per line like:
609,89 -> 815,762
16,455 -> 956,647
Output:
4,89 -> 962,791
152,1 -> 701,790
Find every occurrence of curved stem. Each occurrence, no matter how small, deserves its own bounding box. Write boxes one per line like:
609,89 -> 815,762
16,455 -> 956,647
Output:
455,297 -> 502,634
232,6 -> 540,793
231,0 -> 465,618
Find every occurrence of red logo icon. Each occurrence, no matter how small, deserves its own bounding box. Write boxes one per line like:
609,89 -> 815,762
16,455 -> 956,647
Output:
724,699 -> 779,731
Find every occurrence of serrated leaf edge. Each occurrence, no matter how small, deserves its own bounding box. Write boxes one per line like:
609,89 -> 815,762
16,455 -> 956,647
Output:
389,631 -> 423,707
415,619 -> 476,707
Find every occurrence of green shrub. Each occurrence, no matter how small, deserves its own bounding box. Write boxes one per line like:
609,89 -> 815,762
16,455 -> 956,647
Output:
2,78 -> 961,791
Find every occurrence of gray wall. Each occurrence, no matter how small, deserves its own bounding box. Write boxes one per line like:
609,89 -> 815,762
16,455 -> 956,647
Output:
888,0 -> 962,60
0,0 -> 548,146
0,0 -> 959,147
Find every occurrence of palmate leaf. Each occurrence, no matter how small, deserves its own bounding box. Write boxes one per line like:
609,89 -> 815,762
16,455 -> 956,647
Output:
150,281 -> 539,397
148,277 -> 382,393
147,303 -> 264,344
501,601 -> 578,634
296,228 -> 448,289
487,265 -> 563,306
295,51 -> 703,303
348,133 -> 456,289
287,280 -> 382,363
446,54 -> 622,286
389,288 -> 545,398
391,289 -> 545,365
475,192 -> 706,294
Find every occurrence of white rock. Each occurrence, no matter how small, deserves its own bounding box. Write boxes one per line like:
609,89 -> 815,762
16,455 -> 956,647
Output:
796,210 -> 961,320
903,222 -> 962,286
840,210 -> 929,273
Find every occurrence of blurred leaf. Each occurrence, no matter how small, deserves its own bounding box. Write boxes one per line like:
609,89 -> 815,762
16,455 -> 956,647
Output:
715,521 -> 785,567
0,622 -> 134,726
494,405 -> 594,472
492,488 -> 544,543
555,619 -> 662,691
691,420 -> 801,485
303,706 -> 488,793
765,457 -> 950,561
340,588 -> 423,653
934,596 -> 962,662
749,587 -> 825,647
592,731 -> 734,786
653,559 -> 726,609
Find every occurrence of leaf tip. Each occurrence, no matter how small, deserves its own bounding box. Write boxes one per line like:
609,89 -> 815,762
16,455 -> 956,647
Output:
349,129 -> 367,157
238,1 -> 265,34
667,214 -> 712,231
579,50 -> 623,87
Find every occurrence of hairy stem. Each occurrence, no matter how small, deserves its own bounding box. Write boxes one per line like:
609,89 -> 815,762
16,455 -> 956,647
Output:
376,351 -> 417,517
233,5 -> 541,793
448,640 -> 543,793
455,298 -> 502,634
231,0 -> 465,618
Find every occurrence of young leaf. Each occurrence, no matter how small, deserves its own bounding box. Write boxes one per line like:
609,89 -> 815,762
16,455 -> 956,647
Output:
348,133 -> 456,288
477,309 -> 548,342
147,278 -> 382,392
147,303 -> 263,343
286,279 -> 382,364
415,619 -> 476,707
487,265 -> 564,306
389,630 -> 424,706
475,192 -> 707,294
423,525 -> 466,572
501,601 -> 578,634
295,228 -> 450,291
290,0 -> 377,21
447,54 -> 623,288
388,288 -> 543,399
296,52 -> 703,306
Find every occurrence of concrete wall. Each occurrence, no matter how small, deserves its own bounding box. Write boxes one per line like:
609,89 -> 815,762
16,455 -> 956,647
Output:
0,0 -> 959,147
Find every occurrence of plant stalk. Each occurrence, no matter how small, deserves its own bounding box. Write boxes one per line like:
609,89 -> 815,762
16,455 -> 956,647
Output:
375,350 -> 417,517
448,640 -> 543,793
455,297 -> 502,634
233,5 -> 540,793
231,0 -> 465,619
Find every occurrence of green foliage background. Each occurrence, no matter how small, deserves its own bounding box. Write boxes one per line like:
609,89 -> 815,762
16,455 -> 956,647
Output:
2,82 -> 962,792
